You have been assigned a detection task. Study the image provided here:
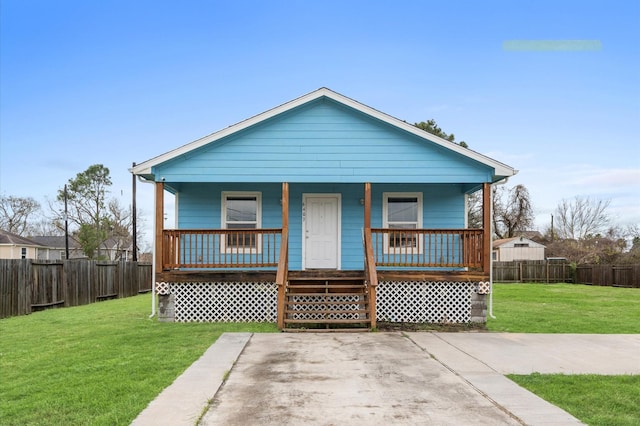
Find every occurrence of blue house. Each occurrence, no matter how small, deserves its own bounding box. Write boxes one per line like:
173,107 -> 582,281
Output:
132,88 -> 516,329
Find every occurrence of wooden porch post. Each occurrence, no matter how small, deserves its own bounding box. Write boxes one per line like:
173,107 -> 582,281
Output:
482,182 -> 491,275
154,181 -> 164,274
277,182 -> 289,329
281,182 -> 289,231
364,182 -> 371,229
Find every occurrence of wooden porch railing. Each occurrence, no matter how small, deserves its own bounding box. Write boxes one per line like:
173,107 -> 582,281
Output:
162,229 -> 282,269
370,228 -> 484,269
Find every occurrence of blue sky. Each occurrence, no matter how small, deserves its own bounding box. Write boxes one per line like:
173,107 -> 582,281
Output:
1,0 -> 638,245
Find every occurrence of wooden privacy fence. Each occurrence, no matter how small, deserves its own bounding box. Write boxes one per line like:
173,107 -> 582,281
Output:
0,259 -> 152,319
493,260 -> 571,283
575,264 -> 640,288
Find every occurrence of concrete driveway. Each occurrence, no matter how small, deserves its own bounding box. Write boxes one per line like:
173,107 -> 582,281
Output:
133,332 -> 640,426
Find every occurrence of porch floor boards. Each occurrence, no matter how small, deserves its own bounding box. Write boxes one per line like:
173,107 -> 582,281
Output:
156,269 -> 488,284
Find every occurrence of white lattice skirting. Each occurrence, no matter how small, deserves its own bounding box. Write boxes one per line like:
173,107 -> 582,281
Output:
377,281 -> 479,323
171,282 -> 277,322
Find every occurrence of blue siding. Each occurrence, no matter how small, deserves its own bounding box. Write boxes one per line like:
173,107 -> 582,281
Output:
153,98 -> 493,184
178,183 -> 282,229
176,182 -> 466,270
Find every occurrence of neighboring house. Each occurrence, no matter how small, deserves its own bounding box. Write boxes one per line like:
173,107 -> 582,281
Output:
493,236 -> 546,261
99,237 -> 134,261
516,230 -> 544,241
132,88 -> 517,329
29,236 -> 134,261
29,236 -> 84,260
0,230 -> 44,259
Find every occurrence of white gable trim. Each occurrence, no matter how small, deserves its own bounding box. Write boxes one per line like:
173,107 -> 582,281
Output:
131,88 -> 517,180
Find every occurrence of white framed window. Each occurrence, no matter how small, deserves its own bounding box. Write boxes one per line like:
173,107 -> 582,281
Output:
21,247 -> 27,259
382,192 -> 423,253
221,192 -> 262,252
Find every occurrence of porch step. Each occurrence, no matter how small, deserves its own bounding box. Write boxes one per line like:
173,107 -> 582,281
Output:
285,292 -> 365,298
282,327 -> 371,333
284,318 -> 371,324
286,300 -> 368,306
283,272 -> 372,332
288,283 -> 365,289
285,309 -> 369,315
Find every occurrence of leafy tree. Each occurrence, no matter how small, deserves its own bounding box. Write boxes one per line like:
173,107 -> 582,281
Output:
0,195 -> 41,236
57,164 -> 112,259
77,223 -> 107,259
414,119 -> 468,148
492,184 -> 534,239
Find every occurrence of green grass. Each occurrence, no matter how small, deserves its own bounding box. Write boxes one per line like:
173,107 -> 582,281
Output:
3,285 -> 639,425
509,374 -> 640,426
0,295 -> 277,426
487,283 -> 640,333
488,283 -> 640,425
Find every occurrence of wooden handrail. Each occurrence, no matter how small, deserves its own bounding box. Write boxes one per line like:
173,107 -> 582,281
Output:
275,228 -> 289,286
276,182 -> 289,329
363,229 -> 378,288
370,228 -> 484,270
363,227 -> 378,329
275,228 -> 288,329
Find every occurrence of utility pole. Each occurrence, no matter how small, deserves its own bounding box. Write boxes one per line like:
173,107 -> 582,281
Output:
132,162 -> 138,262
64,184 -> 69,260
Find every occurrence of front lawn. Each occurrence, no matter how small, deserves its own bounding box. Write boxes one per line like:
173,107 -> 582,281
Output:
488,283 -> 640,425
0,295 -> 277,426
509,374 -> 640,426
487,283 -> 640,333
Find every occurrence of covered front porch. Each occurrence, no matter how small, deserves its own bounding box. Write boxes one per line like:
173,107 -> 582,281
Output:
153,182 -> 493,329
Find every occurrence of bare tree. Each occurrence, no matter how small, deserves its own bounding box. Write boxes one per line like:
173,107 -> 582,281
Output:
106,199 -> 138,260
554,196 -> 611,240
30,217 -> 64,236
546,225 -> 627,264
466,191 -> 483,228
492,184 -> 534,239
0,195 -> 41,236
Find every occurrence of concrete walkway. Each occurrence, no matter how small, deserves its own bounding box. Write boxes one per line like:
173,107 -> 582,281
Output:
132,332 -> 640,426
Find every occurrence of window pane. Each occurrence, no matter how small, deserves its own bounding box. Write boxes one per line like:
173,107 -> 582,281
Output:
226,233 -> 257,248
388,197 -> 418,222
225,224 -> 257,248
226,197 -> 257,222
388,224 -> 417,248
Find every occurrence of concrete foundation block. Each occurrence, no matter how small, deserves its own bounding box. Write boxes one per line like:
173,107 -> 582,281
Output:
158,293 -> 175,322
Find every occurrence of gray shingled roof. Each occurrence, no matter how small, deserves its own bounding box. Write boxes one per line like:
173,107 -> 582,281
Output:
0,229 -> 44,246
29,235 -> 82,249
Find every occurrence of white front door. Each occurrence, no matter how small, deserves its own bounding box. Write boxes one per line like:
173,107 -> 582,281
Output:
303,194 -> 340,269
